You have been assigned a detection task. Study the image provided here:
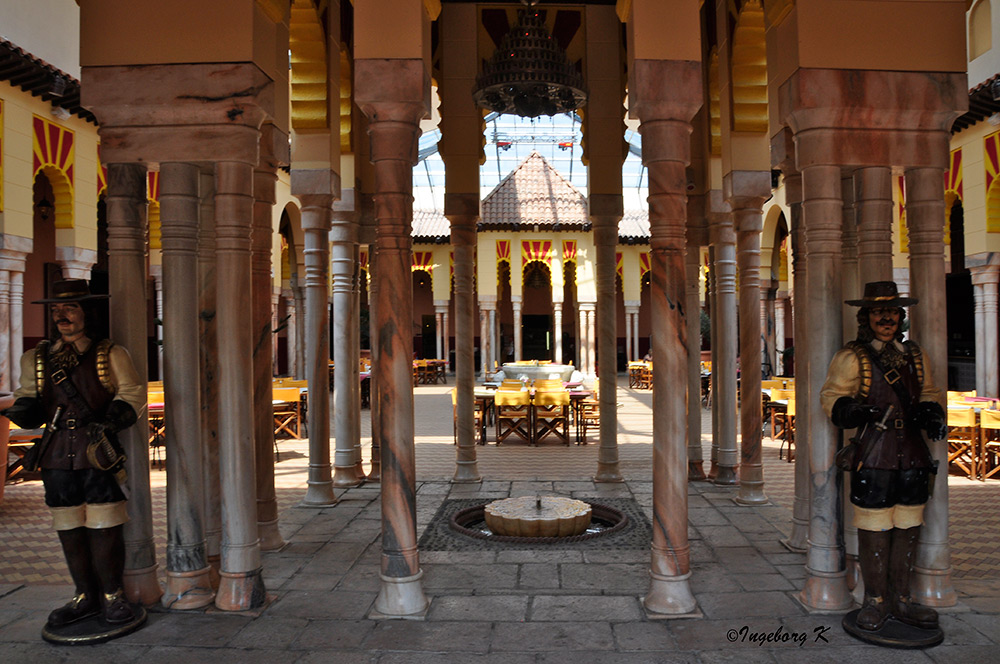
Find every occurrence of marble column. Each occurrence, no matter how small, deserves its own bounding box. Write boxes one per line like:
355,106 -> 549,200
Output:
854,167 -> 894,282
159,162 -> 214,609
686,240 -> 706,480
357,63 -> 429,617
253,154 -> 284,550
367,244 -> 382,482
553,302 -> 563,364
798,163 -> 852,612
479,305 -> 489,377
434,304 -> 448,360
55,247 -> 97,280
488,308 -> 497,368
761,288 -> 775,377
331,203 -> 363,488
841,174 -> 860,344
442,307 -> 450,370
624,305 -> 633,365
635,60 -> 700,615
707,246 -> 720,479
512,297 -> 523,361
733,191 -> 768,505
578,307 -> 588,373
150,266 -> 164,376
592,204 -> 622,482
0,269 -> 9,392
448,202 -> 481,483
272,289 -> 281,375
299,194 -> 336,506
775,293 -> 786,372
905,166 -> 957,607
106,163 -> 162,606
352,247 -> 364,479
284,293 -> 296,377
632,307 -> 640,362
214,160 -> 266,610
782,171 -> 810,553
971,264 -> 1000,398
586,306 -> 597,379
198,169 -> 222,580
9,264 -> 25,388
708,201 -> 738,485
294,281 -> 307,380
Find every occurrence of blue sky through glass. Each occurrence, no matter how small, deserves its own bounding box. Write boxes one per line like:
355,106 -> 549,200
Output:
413,112 -> 648,211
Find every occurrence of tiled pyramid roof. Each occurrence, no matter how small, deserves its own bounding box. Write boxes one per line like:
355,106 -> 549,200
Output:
411,209 -> 452,243
479,151 -> 590,231
618,210 -> 650,245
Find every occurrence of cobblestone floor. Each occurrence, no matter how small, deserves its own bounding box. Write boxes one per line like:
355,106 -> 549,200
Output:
1,376 -> 998,662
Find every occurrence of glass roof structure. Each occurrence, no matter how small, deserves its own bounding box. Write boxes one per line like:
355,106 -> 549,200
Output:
413,112 -> 647,211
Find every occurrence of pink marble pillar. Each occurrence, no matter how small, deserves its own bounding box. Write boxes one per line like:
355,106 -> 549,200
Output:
106,162 -> 162,606
352,243 -> 365,478
299,193 -> 337,505
368,240 -> 382,483
633,59 -> 700,616
0,268 -> 9,391
685,231 -> 706,480
331,203 -> 363,488
905,166 -> 957,607
159,162 -> 214,609
798,163 -> 851,612
732,188 -> 768,505
592,202 -> 622,482
512,297 -> 523,362
707,245 -> 719,479
578,307 -> 588,373
479,305 -> 489,377
9,260 -> 25,388
253,155 -> 285,550
357,59 -> 429,617
214,160 -> 266,610
781,171 -> 810,553
854,167 -> 894,282
198,169 -> 222,582
708,200 -> 738,485
448,201 -> 481,482
623,304 -> 633,365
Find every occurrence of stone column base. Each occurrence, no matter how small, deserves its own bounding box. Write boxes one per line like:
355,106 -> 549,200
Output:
333,466 -> 364,488
302,479 -> 338,507
162,566 -> 215,610
216,567 -> 267,611
593,464 -> 624,483
734,482 -> 768,505
914,565 -> 958,607
798,569 -> 852,613
258,518 -> 286,552
452,461 -> 482,483
687,461 -> 707,481
643,570 -> 699,617
372,569 -> 429,619
123,563 -> 163,607
713,467 -> 738,485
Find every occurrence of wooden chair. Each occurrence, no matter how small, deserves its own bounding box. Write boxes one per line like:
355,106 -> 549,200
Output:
272,387 -> 303,460
147,391 -> 166,469
980,409 -> 1000,481
638,362 -> 653,389
533,388 -> 570,446
775,397 -> 795,462
628,362 -> 645,388
578,397 -> 600,445
768,388 -> 794,441
451,388 -> 485,445
947,407 -> 978,479
494,389 -> 532,445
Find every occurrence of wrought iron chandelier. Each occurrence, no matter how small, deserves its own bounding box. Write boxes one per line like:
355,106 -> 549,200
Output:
473,3 -> 587,118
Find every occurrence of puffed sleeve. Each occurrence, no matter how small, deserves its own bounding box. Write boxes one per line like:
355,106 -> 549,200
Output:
12,348 -> 39,400
819,348 -> 861,418
108,344 -> 147,419
917,348 -> 943,404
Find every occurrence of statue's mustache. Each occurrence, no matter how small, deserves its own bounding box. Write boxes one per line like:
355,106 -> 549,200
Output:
876,318 -> 895,326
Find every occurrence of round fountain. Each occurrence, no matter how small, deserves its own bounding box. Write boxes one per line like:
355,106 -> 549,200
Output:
450,494 -> 628,543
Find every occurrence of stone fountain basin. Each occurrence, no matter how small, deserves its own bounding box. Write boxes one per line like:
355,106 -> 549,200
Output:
484,496 -> 592,538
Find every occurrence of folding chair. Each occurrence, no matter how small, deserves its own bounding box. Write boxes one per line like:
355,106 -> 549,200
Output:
578,397 -> 600,445
272,387 -> 303,459
979,409 -> 1000,481
533,388 -> 570,446
946,407 -> 978,479
776,397 -> 795,462
147,391 -> 166,469
451,388 -> 485,445
495,389 -> 532,445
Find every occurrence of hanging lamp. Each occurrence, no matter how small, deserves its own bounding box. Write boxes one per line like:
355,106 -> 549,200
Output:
473,2 -> 587,118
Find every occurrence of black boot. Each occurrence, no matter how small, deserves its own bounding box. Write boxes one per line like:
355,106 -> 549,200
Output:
889,526 -> 939,629
856,529 -> 891,631
87,525 -> 136,624
48,528 -> 100,627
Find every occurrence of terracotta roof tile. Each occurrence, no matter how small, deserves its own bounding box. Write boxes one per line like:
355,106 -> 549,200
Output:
480,152 -> 590,230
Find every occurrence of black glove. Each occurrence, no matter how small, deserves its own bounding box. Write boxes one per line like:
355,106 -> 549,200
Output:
0,397 -> 46,429
914,401 -> 947,441
831,396 -> 881,430
105,400 -> 138,433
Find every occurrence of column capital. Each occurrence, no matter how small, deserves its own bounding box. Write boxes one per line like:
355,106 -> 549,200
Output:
355,59 -> 430,125
724,170 -> 771,211
970,263 -> 1000,286
292,169 -> 341,200
629,59 -> 702,125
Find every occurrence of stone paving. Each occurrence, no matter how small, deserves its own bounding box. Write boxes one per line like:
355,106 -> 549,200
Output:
1,377 -> 999,662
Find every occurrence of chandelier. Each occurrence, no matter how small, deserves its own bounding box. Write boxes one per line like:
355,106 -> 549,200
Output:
473,4 -> 587,118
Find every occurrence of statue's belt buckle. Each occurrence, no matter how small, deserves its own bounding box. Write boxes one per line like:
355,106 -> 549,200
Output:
52,368 -> 67,385
894,418 -> 905,429
883,369 -> 901,385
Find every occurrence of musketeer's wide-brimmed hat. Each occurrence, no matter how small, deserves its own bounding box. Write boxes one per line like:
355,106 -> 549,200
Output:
845,281 -> 918,308
33,279 -> 110,304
